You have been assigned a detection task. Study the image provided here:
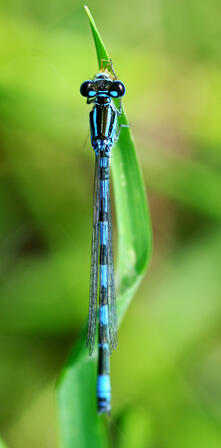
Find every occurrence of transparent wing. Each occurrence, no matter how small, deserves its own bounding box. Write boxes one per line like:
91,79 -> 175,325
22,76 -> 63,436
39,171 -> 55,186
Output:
107,182 -> 118,351
87,152 -> 100,355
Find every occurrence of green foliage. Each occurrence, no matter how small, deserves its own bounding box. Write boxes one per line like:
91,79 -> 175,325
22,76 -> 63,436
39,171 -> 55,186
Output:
57,6 -> 152,448
0,437 -> 8,448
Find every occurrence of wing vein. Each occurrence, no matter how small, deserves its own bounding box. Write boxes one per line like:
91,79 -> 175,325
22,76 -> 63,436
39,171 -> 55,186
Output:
87,152 -> 100,355
107,178 -> 118,351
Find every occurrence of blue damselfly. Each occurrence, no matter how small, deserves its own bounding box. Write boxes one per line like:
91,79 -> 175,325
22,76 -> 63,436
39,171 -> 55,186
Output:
80,61 -> 126,414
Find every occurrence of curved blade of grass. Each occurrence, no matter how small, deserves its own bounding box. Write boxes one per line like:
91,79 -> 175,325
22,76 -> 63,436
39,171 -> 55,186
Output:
57,6 -> 152,448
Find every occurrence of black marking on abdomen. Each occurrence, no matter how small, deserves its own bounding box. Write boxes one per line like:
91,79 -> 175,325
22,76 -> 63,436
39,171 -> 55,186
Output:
100,244 -> 107,264
99,208 -> 108,222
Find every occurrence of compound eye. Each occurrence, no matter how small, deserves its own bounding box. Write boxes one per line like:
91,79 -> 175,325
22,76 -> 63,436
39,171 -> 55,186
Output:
80,80 -> 96,97
109,80 -> 126,98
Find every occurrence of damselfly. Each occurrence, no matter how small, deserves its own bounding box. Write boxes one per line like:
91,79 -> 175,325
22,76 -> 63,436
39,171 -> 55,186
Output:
80,60 -> 126,414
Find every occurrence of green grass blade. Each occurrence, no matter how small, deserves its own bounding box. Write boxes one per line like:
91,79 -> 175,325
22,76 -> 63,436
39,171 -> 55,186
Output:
84,6 -> 109,68
58,6 -> 152,447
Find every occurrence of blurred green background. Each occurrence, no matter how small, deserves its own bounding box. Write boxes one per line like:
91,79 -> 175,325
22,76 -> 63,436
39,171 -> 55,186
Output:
0,0 -> 221,446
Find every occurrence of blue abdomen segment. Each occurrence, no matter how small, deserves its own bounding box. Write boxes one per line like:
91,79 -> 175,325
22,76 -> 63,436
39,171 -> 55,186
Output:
100,221 -> 108,246
97,374 -> 111,413
100,265 -> 107,288
99,304 -> 109,325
